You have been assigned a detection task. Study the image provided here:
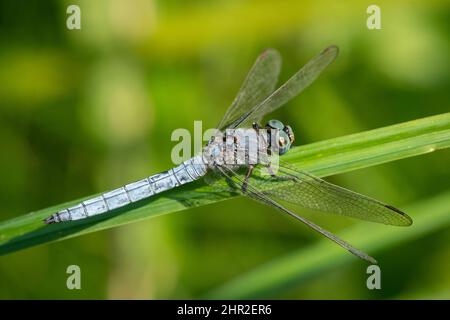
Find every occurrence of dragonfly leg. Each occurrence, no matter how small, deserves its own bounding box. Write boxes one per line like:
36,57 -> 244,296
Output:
242,165 -> 255,192
265,163 -> 277,177
264,163 -> 290,179
252,122 -> 261,130
264,163 -> 299,186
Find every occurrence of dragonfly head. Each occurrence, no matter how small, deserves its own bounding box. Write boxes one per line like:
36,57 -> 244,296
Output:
265,119 -> 295,155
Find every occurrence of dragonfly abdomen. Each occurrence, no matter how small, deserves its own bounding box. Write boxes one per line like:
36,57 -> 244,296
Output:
44,155 -> 207,224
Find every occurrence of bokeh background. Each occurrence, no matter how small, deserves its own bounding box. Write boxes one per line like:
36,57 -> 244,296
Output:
0,0 -> 449,299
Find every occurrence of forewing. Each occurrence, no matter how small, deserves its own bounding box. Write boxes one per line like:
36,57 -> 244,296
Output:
217,49 -> 282,130
252,161 -> 412,226
231,45 -> 339,128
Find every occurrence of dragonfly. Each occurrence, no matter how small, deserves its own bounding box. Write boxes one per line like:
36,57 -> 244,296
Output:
44,45 -> 412,264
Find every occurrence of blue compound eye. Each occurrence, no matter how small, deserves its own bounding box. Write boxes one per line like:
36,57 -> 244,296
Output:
277,130 -> 291,155
266,119 -> 285,130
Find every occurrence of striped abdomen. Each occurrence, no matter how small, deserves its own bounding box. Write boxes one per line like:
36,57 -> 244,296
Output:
44,155 -> 207,224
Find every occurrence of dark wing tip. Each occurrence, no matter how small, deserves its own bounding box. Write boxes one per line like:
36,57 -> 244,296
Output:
385,204 -> 413,226
323,45 -> 339,58
43,216 -> 56,224
368,256 -> 378,265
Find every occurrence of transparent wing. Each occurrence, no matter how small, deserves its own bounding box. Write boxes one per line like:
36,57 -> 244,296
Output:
217,49 -> 282,130
230,45 -> 339,129
215,164 -> 377,264
251,160 -> 412,226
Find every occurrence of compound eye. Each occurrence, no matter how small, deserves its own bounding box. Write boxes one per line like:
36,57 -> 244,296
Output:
276,130 -> 291,155
266,119 -> 285,130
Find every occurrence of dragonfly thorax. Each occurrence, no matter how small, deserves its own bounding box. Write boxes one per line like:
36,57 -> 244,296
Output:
202,121 -> 295,167
203,128 -> 268,166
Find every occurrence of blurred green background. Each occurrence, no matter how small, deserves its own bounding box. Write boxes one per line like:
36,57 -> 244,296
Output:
0,0 -> 449,299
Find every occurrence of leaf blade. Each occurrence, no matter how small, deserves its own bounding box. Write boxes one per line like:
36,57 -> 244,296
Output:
0,112 -> 449,255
